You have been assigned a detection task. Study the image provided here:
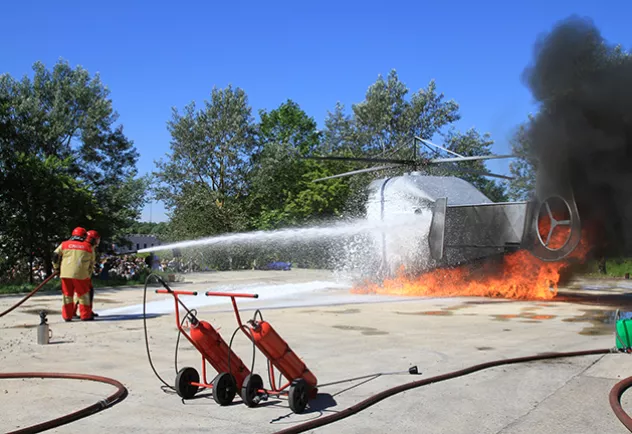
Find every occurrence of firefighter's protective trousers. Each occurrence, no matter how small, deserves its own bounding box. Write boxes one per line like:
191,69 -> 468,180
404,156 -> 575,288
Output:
61,278 -> 92,320
53,240 -> 94,320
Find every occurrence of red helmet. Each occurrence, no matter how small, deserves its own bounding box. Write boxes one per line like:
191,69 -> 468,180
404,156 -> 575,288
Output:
87,230 -> 101,245
71,227 -> 87,239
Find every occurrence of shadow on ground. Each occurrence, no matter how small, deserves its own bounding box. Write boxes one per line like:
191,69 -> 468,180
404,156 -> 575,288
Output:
95,313 -> 164,322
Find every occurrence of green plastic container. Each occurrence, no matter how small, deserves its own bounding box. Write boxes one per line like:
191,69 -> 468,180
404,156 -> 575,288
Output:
616,319 -> 632,350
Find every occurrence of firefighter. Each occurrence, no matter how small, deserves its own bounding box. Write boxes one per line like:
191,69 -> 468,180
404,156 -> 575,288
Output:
73,229 -> 100,318
52,227 -> 95,321
85,230 -> 100,317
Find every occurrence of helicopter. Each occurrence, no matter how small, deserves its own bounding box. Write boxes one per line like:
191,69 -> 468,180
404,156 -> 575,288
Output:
306,136 -> 582,274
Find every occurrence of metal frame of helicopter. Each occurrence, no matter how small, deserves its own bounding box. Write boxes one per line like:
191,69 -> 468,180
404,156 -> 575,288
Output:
304,137 -> 582,265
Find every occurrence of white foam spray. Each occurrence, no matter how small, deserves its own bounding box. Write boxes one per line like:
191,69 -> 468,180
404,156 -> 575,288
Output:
139,175 -> 437,281
138,217 -> 424,254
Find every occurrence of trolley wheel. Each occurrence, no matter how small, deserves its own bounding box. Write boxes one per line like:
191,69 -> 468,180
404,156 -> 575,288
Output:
289,378 -> 309,414
175,367 -> 199,399
212,372 -> 237,406
241,374 -> 264,407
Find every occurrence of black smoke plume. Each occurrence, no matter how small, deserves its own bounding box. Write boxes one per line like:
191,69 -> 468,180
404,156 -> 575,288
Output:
522,16 -> 632,257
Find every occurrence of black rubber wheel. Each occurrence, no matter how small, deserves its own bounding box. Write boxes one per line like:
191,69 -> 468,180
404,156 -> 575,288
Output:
175,367 -> 199,399
212,372 -> 237,406
289,378 -> 309,414
241,374 -> 264,407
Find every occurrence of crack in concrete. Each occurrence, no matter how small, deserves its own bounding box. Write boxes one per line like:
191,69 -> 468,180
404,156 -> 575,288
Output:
494,354 -> 606,434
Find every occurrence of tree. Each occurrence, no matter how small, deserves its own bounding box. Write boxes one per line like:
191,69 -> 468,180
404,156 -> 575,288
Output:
248,100 -> 320,223
507,121 -> 537,200
125,221 -> 170,236
320,71 -> 491,214
351,70 -> 460,157
154,85 -> 257,237
0,154 -> 96,282
321,102 -> 355,154
248,100 -> 352,229
442,128 -> 509,202
0,60 -> 146,280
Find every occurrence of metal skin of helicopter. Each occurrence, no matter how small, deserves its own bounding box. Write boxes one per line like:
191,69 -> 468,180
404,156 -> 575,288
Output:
307,137 -> 582,276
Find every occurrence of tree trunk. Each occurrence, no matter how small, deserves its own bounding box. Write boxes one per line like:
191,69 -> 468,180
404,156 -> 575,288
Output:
598,257 -> 607,275
28,253 -> 34,284
43,249 -> 53,278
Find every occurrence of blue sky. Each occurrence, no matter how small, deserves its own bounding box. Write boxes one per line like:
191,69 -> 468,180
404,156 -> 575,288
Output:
2,1 -> 631,222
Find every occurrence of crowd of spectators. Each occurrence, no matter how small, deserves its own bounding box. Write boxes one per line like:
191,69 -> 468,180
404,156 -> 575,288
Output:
4,253 -> 202,284
95,254 -> 200,281
96,254 -> 148,281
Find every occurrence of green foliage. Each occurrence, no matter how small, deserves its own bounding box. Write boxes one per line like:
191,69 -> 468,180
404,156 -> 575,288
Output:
0,153 -> 96,279
507,121 -> 538,201
577,258 -> 632,278
125,221 -> 170,236
351,70 -> 460,158
321,102 -> 355,154
599,258 -> 632,277
1,60 -> 518,280
442,128 -> 509,202
258,99 -> 320,153
0,279 -> 61,295
248,100 -> 352,229
167,185 -> 249,239
155,70 -> 511,245
154,86 -> 256,237
0,60 -> 147,280
324,70 -> 469,214
0,275 -> 149,295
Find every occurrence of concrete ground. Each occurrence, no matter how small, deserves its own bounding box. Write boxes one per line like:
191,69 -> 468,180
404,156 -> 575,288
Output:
1,269 -> 632,433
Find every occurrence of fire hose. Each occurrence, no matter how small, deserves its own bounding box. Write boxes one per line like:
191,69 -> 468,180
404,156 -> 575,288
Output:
0,272 -> 58,318
144,275 -> 632,433
2,272 -> 628,432
0,372 -> 128,434
1,275 -> 129,433
140,273 -> 632,433
610,375 -> 632,431
274,348 -> 632,434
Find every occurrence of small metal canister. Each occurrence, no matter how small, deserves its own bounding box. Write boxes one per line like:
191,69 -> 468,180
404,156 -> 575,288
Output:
37,311 -> 52,345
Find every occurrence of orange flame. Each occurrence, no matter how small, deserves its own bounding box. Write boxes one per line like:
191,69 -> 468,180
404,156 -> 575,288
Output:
353,225 -> 592,301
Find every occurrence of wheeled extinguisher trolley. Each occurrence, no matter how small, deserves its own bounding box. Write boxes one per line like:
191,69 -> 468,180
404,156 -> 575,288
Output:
157,288 -> 256,405
206,291 -> 318,413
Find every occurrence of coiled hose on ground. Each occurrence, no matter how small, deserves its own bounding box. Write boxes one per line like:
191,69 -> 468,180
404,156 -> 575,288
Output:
3,274 -> 631,432
139,275 -> 632,433
274,348 -> 632,434
1,276 -> 129,433
0,372 -> 128,434
610,375 -> 632,431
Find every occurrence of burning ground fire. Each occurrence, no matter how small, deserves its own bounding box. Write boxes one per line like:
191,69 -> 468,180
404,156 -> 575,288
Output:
353,221 -> 592,301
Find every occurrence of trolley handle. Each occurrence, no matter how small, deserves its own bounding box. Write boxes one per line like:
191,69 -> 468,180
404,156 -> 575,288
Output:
205,291 -> 259,299
155,289 -> 198,296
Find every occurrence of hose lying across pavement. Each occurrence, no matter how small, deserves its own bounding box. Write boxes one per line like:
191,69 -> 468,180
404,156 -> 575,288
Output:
610,374 -> 632,431
0,372 -> 128,434
1,349 -> 630,433
0,273 -> 58,318
275,348 -> 627,434
3,273 -> 631,432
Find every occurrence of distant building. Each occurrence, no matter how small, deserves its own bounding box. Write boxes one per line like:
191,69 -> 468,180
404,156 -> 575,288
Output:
113,235 -> 162,254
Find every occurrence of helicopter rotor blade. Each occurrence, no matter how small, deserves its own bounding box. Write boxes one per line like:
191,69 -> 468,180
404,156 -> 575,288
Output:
445,166 -> 516,180
312,164 -> 403,182
428,154 -> 516,164
414,137 -> 464,158
304,155 -> 418,165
